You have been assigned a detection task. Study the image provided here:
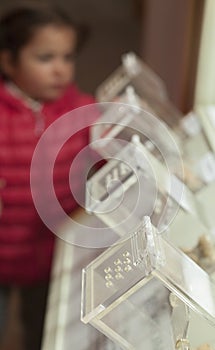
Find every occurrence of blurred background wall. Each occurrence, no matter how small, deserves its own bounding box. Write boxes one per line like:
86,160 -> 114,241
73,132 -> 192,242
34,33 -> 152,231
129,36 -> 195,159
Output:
0,0 -> 204,111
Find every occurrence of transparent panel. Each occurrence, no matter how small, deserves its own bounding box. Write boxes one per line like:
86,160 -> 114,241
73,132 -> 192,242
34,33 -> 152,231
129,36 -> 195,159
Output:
169,293 -> 190,347
81,218 -> 215,349
154,238 -> 215,323
81,218 -> 164,322
91,279 -> 175,350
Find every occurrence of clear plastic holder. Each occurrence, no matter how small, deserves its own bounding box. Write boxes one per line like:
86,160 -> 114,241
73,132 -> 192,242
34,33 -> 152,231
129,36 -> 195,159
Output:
87,133 -> 215,273
87,133 -> 205,235
92,92 -> 182,158
96,52 -> 183,127
95,52 -> 214,192
91,101 -> 209,193
96,52 -> 167,103
90,101 -> 188,192
81,217 -> 215,349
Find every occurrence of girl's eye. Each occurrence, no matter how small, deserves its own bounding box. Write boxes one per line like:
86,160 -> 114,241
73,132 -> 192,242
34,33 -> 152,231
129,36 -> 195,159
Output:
64,53 -> 76,62
35,53 -> 76,62
36,54 -> 53,62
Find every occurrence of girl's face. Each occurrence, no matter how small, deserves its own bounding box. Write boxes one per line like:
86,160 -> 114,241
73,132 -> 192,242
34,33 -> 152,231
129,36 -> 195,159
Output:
5,25 -> 77,101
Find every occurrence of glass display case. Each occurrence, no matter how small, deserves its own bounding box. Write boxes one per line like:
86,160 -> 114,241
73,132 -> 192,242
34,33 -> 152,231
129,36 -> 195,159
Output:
81,217 -> 215,349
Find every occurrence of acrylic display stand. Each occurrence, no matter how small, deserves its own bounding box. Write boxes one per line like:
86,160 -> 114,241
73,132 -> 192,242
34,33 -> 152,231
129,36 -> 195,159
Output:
96,52 -> 183,127
91,99 -> 215,237
87,132 -> 215,276
91,99 -> 182,170
91,100 -> 213,194
81,217 -> 215,349
87,133 -> 208,234
94,53 -> 215,193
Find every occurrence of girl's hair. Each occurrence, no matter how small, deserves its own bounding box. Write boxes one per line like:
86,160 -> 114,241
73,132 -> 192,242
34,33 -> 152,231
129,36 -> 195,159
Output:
0,2 -> 88,60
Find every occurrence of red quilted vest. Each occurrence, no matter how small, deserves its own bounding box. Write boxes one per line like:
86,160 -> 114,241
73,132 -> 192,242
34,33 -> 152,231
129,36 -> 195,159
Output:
0,81 -> 95,285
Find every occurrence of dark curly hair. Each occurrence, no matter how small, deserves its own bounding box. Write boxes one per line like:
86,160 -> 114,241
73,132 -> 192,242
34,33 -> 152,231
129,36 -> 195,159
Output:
0,2 -> 88,62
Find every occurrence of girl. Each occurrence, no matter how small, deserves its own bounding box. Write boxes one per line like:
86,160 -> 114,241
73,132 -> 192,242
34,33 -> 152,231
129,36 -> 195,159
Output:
0,3 -> 94,350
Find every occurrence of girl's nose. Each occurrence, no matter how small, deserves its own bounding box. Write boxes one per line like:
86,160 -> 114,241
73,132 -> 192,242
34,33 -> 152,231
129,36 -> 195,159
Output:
53,59 -> 68,75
